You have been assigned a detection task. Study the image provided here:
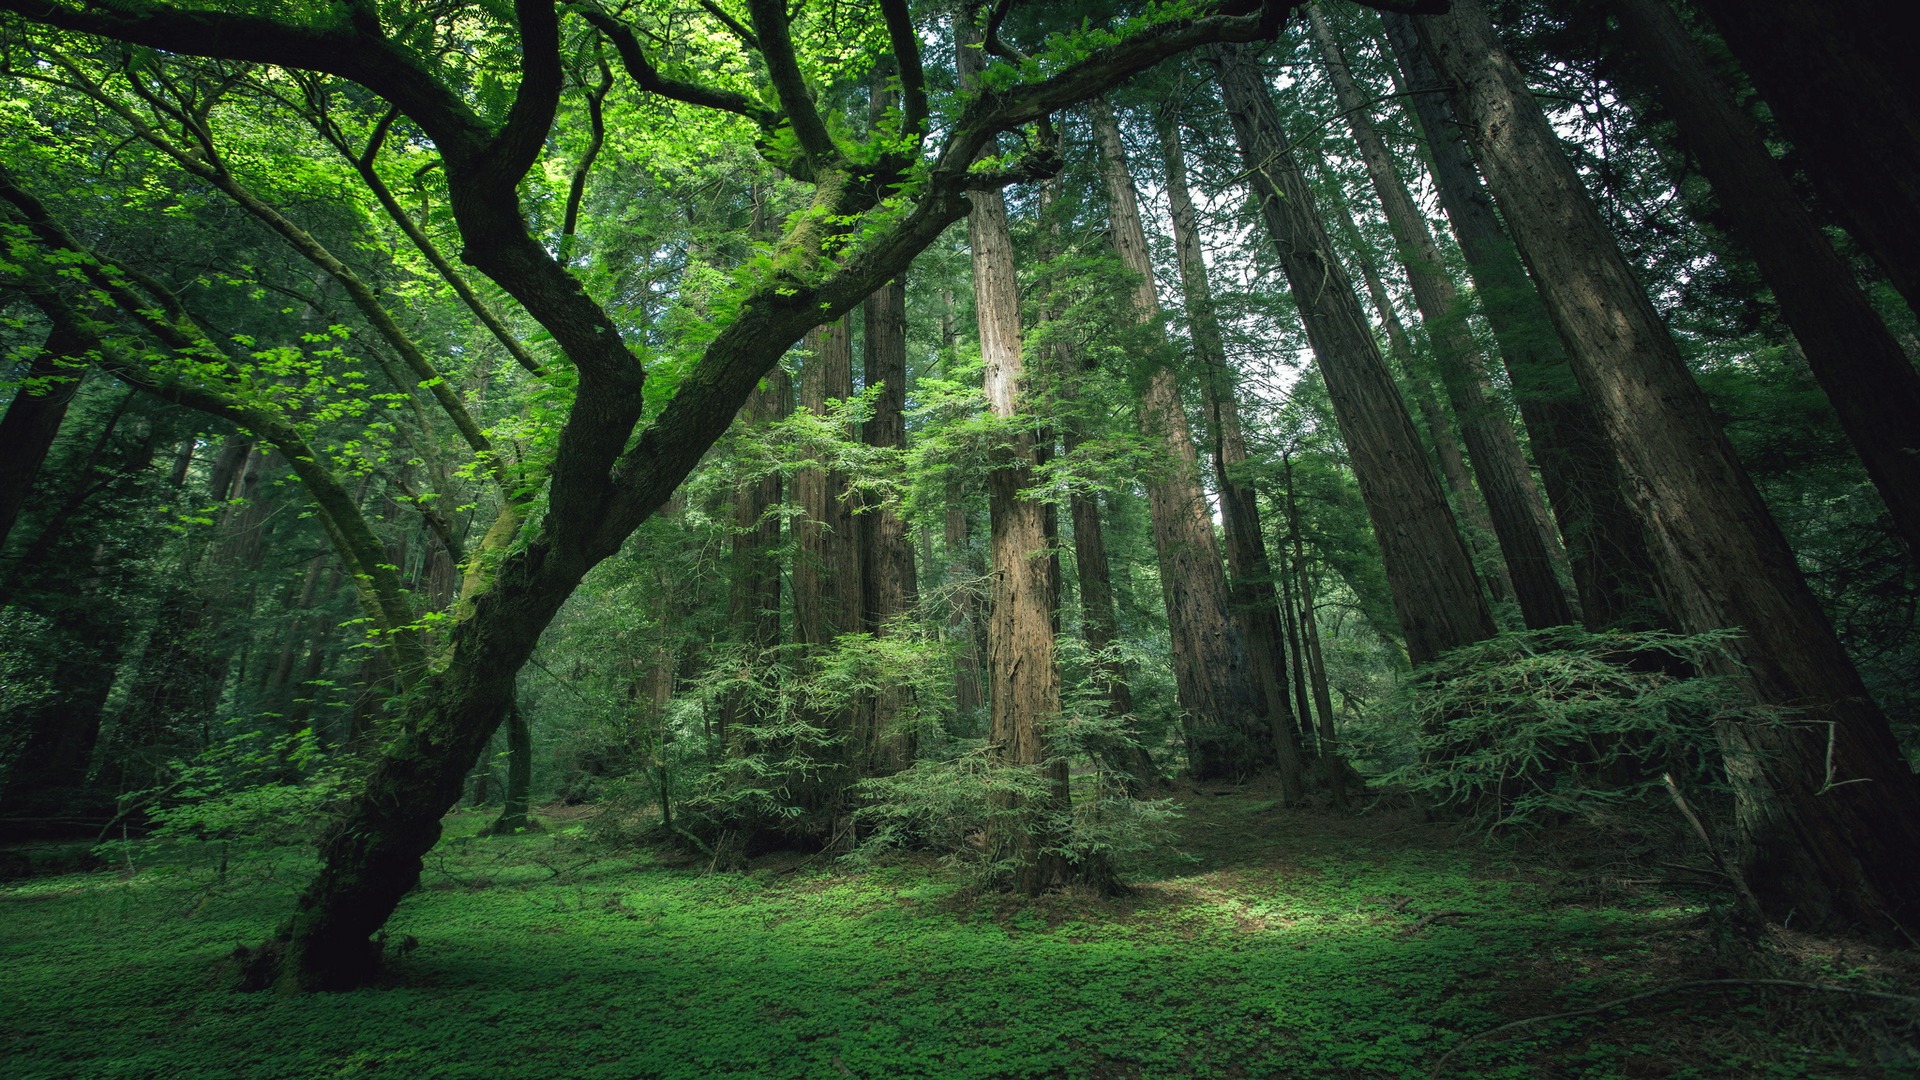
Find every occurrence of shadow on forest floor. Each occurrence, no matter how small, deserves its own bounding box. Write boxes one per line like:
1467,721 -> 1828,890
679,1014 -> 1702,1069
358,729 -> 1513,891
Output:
3,786 -> 1917,1078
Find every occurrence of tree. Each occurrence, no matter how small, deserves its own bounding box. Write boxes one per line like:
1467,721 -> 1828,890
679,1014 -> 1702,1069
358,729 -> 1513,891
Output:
1207,41 -> 1495,667
0,0 -> 1301,990
1380,11 -> 1667,631
1413,0 -> 1920,938
1089,97 -> 1276,780
1610,0 -> 1920,563
1686,0 -> 1920,319
1305,5 -> 1573,630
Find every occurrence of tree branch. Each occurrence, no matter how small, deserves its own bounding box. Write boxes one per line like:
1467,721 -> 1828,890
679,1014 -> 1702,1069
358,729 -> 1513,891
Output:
745,0 -> 838,168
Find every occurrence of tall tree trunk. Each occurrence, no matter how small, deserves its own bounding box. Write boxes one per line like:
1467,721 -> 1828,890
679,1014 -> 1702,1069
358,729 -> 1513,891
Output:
939,289 -> 987,730
1090,97 -> 1269,779
719,373 -> 789,752
1159,108 -> 1307,800
960,17 -> 1068,894
1612,0 -> 1920,562
1321,175 -> 1513,608
0,330 -> 86,547
1307,5 -> 1573,630
1207,43 -> 1495,667
1686,0 -> 1920,318
1381,13 -> 1667,631
1284,454 -> 1346,810
861,274 -> 919,773
1415,0 -> 1920,938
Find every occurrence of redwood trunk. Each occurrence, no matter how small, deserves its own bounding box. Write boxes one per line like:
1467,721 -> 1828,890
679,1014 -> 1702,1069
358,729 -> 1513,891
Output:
1416,0 -> 1920,937
1382,12 -> 1666,630
1307,6 -> 1572,629
1160,110 -> 1306,800
1090,97 -> 1269,778
1208,43 -> 1495,666
1613,0 -> 1920,562
960,23 -> 1067,894
861,275 -> 919,773
1687,0 -> 1920,318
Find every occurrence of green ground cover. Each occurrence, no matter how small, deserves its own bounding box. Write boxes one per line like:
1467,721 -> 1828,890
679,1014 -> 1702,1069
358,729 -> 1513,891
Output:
2,793 -> 1907,1078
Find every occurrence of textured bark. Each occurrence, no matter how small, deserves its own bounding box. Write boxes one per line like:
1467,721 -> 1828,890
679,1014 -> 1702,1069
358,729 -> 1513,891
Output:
0,330 -> 86,547
1209,44 -> 1495,666
1284,459 -> 1346,810
1091,97 -> 1269,779
1307,6 -> 1571,629
861,275 -> 918,773
1687,0 -> 1920,317
794,319 -> 860,649
1613,0 -> 1920,562
961,23 -> 1068,895
1417,0 -> 1920,937
1159,111 -> 1305,799
1322,178 -> 1511,607
719,373 -> 788,751
1383,12 -> 1666,630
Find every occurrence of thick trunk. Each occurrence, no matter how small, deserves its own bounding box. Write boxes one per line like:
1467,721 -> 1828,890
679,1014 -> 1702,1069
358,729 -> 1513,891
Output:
792,319 -> 858,650
1613,0 -> 1920,562
719,373 -> 788,752
1687,0 -> 1920,318
1307,6 -> 1572,630
1090,98 -> 1268,779
961,22 -> 1068,895
0,330 -> 86,547
1416,0 -> 1920,937
1209,44 -> 1495,666
1322,178 -> 1512,608
1159,112 -> 1306,800
1382,13 -> 1666,631
860,275 -> 918,773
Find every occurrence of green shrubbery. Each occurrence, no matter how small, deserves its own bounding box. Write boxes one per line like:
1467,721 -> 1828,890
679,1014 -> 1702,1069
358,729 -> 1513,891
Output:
1368,627 -> 1768,829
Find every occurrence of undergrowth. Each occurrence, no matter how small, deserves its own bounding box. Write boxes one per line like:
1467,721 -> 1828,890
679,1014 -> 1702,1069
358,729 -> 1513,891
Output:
2,791 -> 1912,1078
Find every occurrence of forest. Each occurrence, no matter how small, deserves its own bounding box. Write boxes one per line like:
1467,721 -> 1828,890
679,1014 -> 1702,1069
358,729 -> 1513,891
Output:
2,0 -> 1918,1075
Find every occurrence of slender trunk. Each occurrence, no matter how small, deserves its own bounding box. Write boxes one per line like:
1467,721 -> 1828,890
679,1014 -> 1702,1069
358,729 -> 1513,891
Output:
1382,13 -> 1666,631
1208,44 -> 1495,667
1308,6 -> 1572,629
0,331 -> 86,547
960,18 -> 1067,894
1322,176 -> 1512,607
482,701 -> 532,834
1159,110 -> 1306,800
1687,0 -> 1920,318
1416,0 -> 1920,938
1284,456 -> 1346,810
1613,0 -> 1920,562
1091,97 -> 1268,779
861,274 -> 918,773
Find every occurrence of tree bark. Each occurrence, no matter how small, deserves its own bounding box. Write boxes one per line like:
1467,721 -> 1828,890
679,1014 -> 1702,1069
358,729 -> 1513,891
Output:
1321,174 -> 1513,608
1415,0 -> 1920,938
861,274 -> 919,773
0,329 -> 86,548
1159,108 -> 1306,800
961,19 -> 1068,894
1687,0 -> 1920,319
719,373 -> 788,752
1382,12 -> 1667,631
1612,0 -> 1920,563
1208,43 -> 1495,667
1090,97 -> 1269,779
1307,5 -> 1573,630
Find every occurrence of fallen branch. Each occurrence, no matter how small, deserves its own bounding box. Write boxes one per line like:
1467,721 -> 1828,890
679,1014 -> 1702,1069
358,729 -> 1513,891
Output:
1430,978 -> 1920,1075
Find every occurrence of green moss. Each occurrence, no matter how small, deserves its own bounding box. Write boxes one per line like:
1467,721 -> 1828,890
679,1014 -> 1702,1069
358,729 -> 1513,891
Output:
0,798 -> 1892,1078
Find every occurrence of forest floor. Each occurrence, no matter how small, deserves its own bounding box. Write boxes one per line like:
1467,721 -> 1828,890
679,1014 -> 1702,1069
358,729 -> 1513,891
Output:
3,785 -> 1916,1079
